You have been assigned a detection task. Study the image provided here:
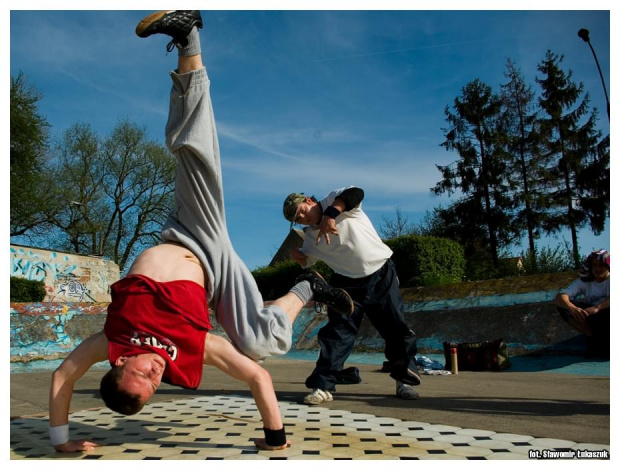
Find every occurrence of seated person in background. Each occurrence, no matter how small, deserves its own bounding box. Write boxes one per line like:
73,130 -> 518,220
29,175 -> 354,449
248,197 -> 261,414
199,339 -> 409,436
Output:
554,249 -> 610,358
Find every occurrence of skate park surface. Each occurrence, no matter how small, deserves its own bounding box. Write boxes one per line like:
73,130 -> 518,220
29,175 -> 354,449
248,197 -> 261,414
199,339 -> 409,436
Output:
10,352 -> 611,461
10,269 -> 611,460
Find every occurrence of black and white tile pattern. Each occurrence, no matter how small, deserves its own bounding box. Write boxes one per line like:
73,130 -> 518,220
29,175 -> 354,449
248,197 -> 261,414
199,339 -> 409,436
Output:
10,395 -> 610,460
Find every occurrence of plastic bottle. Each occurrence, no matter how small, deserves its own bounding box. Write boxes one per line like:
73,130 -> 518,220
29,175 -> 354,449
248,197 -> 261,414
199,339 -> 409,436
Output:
450,347 -> 459,375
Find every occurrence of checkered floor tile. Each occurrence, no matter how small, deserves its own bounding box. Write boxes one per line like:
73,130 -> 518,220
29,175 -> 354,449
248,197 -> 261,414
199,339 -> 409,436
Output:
10,395 -> 610,460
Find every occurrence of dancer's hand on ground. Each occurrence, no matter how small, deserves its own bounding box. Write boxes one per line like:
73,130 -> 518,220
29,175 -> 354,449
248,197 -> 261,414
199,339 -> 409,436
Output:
54,439 -> 101,453
254,437 -> 291,450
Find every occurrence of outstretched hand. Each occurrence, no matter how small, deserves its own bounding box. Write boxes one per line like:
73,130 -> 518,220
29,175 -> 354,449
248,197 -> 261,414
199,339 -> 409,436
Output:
54,439 -> 101,453
254,437 -> 291,451
316,216 -> 338,245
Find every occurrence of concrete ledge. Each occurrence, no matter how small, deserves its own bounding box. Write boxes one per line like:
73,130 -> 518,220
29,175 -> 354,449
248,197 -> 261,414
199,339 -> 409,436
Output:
10,303 -> 107,363
10,272 -> 584,363
401,271 -> 577,301
291,302 -> 579,356
292,271 -> 581,355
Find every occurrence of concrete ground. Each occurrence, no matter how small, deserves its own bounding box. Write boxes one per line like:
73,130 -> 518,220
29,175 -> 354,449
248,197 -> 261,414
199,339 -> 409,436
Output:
11,356 -> 610,449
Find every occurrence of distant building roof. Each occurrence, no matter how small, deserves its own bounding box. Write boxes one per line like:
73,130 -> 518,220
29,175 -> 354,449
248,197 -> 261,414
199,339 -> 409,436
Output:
269,229 -> 304,266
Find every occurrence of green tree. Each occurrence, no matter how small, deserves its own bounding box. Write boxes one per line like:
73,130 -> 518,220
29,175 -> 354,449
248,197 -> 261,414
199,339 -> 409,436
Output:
100,121 -> 177,270
500,58 -> 548,262
576,134 -> 610,235
48,123 -> 107,254
433,79 -> 517,269
46,120 -> 176,271
379,206 -> 417,239
385,234 -> 465,287
422,200 -> 494,280
10,73 -> 55,237
536,51 -> 607,267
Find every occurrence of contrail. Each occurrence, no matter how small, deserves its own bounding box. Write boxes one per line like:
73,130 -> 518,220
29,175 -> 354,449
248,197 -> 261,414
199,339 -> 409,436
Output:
314,38 -> 495,63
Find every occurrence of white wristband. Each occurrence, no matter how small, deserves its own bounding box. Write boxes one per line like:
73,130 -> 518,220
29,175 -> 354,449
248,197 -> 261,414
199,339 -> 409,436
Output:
49,424 -> 69,446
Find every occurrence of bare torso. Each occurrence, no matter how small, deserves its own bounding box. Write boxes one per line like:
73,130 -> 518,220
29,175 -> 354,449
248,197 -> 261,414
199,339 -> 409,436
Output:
127,242 -> 206,286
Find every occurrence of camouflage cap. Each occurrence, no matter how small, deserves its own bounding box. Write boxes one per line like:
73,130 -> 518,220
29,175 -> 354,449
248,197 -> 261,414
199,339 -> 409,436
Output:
283,193 -> 305,228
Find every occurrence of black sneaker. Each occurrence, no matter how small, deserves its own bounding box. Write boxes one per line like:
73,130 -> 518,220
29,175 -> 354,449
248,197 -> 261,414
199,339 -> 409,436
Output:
390,367 -> 422,387
295,270 -> 354,316
136,10 -> 203,51
335,367 -> 362,384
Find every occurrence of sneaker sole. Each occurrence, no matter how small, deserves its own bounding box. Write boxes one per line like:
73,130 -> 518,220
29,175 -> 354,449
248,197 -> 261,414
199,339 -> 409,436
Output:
397,391 -> 419,400
396,384 -> 419,399
304,398 -> 332,405
337,288 -> 355,315
303,394 -> 333,405
303,398 -> 324,405
310,271 -> 355,316
135,10 -> 174,37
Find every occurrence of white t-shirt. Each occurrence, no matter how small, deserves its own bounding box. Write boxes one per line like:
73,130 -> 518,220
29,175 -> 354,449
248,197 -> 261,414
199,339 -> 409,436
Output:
300,187 -> 393,278
559,277 -> 610,305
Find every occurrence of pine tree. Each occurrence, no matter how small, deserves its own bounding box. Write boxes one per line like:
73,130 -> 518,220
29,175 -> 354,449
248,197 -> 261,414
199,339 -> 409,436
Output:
434,79 -> 517,269
500,59 -> 548,262
536,51 -> 606,267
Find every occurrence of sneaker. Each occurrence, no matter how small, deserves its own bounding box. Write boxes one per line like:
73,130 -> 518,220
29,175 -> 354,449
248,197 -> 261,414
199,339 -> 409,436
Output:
295,270 -> 354,315
396,381 -> 419,400
335,366 -> 362,384
303,388 -> 334,405
135,10 -> 203,51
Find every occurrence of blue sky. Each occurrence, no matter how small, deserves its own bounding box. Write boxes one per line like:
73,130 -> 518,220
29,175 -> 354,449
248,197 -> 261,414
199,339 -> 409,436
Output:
6,3 -> 613,271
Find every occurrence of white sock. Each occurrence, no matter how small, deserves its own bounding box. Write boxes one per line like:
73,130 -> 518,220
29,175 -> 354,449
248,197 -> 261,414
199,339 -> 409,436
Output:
289,280 -> 313,304
178,26 -> 201,57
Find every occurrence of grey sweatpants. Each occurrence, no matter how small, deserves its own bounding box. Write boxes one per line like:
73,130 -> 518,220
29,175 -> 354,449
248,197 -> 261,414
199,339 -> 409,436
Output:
160,67 -> 292,360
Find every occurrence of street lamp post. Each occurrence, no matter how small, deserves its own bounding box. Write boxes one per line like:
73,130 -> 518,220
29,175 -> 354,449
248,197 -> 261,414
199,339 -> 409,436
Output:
578,28 -> 610,120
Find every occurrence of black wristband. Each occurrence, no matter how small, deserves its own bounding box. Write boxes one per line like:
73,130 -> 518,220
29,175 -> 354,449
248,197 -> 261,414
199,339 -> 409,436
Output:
323,205 -> 341,219
263,426 -> 286,446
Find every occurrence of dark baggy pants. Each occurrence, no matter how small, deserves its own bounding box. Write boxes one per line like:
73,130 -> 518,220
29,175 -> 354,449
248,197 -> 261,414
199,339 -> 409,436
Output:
305,259 -> 418,391
557,301 -> 610,358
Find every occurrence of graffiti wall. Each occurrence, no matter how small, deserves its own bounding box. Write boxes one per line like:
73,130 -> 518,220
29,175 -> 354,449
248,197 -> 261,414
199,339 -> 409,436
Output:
10,245 -> 120,302
9,271 -> 580,364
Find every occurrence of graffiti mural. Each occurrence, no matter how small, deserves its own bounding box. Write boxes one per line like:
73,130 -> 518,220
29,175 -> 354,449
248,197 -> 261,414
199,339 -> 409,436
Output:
11,258 -> 55,282
58,279 -> 90,302
10,245 -> 120,302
